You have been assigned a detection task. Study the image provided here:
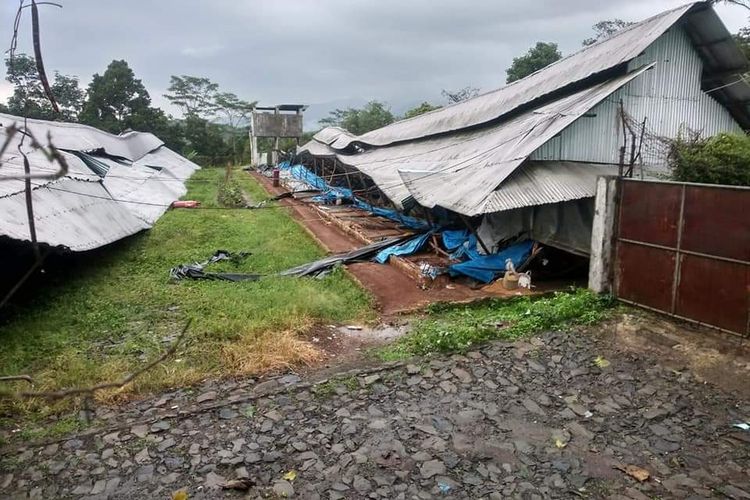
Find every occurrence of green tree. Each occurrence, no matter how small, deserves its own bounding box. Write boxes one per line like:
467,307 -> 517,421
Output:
403,101 -> 441,119
319,101 -> 395,135
79,60 -> 161,134
164,75 -> 219,118
214,91 -> 256,163
183,115 -> 230,165
50,72 -> 84,121
4,54 -> 83,120
441,87 -> 479,104
582,19 -> 634,46
505,42 -> 562,83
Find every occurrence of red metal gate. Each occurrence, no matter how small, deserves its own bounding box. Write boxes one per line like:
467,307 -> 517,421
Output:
615,179 -> 749,337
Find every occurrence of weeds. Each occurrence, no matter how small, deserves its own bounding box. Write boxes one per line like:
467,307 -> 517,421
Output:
378,289 -> 614,360
16,415 -> 86,441
217,178 -> 245,207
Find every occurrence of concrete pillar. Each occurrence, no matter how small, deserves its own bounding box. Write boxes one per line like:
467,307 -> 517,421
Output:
588,176 -> 619,293
250,112 -> 259,167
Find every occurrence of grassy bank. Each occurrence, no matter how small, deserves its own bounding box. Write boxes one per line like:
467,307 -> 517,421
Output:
378,289 -> 614,360
0,167 -> 373,417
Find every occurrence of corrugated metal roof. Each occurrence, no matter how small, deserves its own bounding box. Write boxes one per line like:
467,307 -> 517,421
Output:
315,3 -> 696,150
483,161 -> 618,213
0,178 -> 150,251
0,115 -> 198,251
302,66 -> 651,215
395,67 -> 651,215
0,114 -> 163,161
300,2 -> 749,217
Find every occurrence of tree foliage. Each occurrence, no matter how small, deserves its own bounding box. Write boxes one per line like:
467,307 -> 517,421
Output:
441,87 -> 479,104
403,101 -> 441,119
734,25 -> 750,60
582,19 -> 634,46
506,42 -> 562,83
164,75 -> 219,118
79,60 -> 163,134
5,54 -> 83,120
318,101 -> 395,135
669,132 -> 750,186
214,92 -> 256,163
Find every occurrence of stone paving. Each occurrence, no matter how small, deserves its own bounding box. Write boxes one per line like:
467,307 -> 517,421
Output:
2,328 -> 750,499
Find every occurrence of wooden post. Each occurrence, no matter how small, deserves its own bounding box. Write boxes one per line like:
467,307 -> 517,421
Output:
459,214 -> 491,255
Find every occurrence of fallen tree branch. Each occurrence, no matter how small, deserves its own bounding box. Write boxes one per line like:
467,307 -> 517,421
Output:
0,319 -> 192,401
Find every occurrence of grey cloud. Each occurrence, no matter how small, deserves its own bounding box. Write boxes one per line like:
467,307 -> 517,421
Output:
0,0 -> 746,126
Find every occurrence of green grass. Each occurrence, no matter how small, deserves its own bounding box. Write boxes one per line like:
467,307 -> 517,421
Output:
378,289 -> 614,360
0,167 -> 373,417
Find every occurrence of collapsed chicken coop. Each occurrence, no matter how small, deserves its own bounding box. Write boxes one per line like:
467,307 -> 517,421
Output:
265,1 -> 750,289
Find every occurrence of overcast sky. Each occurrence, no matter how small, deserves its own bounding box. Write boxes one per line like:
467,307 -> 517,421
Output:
0,1 -> 747,127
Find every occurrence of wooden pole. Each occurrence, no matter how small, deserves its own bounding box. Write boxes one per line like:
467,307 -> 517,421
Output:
459,214 -> 491,255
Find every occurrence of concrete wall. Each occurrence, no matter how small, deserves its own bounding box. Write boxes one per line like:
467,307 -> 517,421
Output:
251,113 -> 304,138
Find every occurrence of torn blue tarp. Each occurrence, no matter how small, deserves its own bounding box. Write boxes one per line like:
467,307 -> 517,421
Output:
442,229 -> 482,260
282,163 -> 429,230
374,231 -> 434,264
448,240 -> 534,283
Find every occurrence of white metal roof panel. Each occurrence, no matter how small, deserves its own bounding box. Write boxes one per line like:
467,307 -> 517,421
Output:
0,113 -> 163,161
0,114 -> 199,251
0,177 -> 149,251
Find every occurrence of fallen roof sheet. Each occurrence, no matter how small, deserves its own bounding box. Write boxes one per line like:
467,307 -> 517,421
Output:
300,2 -> 749,217
0,113 -> 162,161
0,114 -> 199,251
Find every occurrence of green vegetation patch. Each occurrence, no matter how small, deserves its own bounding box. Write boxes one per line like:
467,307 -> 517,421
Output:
0,168 -> 372,417
378,289 -> 614,360
669,132 -> 750,186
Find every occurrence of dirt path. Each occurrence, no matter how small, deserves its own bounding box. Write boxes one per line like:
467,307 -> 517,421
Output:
249,171 -> 540,316
2,318 -> 749,499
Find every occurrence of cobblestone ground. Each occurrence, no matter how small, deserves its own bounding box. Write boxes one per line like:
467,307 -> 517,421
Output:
2,328 -> 750,499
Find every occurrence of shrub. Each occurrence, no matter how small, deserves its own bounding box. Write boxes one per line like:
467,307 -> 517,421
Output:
669,132 -> 750,186
217,167 -> 245,207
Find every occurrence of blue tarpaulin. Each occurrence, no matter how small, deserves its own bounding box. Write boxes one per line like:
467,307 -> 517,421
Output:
448,240 -> 534,283
374,231 -> 434,264
282,163 -> 429,230
279,163 -> 532,283
442,229 -> 482,260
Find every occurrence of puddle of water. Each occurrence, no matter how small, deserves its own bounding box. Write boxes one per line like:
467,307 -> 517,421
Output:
335,323 -> 410,343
